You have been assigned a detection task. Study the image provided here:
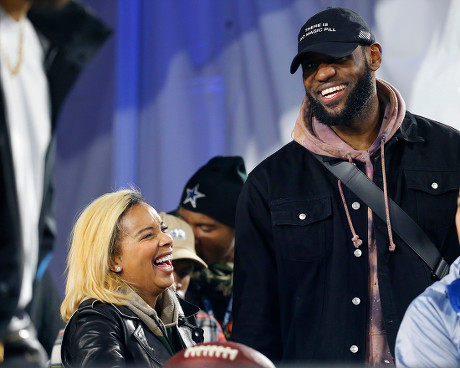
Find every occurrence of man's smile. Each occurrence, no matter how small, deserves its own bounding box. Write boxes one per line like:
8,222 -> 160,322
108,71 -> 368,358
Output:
320,84 -> 346,100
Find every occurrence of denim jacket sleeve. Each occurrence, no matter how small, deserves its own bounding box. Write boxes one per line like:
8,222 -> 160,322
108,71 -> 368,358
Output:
232,174 -> 283,362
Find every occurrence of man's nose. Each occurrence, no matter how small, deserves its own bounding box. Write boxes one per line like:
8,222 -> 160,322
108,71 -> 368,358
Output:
315,63 -> 336,81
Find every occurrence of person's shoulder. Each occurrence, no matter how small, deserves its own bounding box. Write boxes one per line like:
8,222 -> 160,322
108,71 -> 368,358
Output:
63,300 -> 138,346
76,298 -> 113,312
416,280 -> 448,307
408,258 -> 460,316
248,141 -> 308,178
259,141 -> 305,164
71,299 -> 134,323
396,273 -> 460,367
405,111 -> 460,137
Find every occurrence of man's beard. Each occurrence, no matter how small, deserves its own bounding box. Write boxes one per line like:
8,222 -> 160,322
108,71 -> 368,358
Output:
305,65 -> 374,127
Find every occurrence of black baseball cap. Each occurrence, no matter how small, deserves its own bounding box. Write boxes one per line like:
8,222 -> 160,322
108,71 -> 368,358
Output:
290,7 -> 375,74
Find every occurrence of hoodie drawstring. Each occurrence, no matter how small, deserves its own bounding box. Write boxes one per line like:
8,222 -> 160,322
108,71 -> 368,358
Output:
338,154 -> 363,249
338,144 -> 396,252
380,137 -> 396,252
338,179 -> 363,248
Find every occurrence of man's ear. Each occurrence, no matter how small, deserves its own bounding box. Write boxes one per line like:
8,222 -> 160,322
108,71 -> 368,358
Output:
368,42 -> 382,71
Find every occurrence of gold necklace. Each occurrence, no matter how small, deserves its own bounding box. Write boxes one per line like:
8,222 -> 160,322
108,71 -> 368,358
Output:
0,19 -> 24,76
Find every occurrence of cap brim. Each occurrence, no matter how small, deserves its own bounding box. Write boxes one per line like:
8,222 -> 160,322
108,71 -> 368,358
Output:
290,42 -> 360,74
173,248 -> 208,269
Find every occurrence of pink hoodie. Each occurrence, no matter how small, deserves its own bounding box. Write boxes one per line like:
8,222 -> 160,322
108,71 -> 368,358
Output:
291,78 -> 407,365
292,78 -> 406,161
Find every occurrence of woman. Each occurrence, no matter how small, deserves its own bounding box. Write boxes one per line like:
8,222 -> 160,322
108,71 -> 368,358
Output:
60,189 -> 203,367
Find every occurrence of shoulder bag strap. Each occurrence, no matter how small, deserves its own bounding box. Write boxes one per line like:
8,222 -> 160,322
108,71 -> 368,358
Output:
312,153 -> 449,280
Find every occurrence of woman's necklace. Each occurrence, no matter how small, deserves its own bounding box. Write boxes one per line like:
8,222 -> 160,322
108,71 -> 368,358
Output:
0,18 -> 24,75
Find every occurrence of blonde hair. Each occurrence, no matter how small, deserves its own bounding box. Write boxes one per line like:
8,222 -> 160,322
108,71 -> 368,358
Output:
60,189 -> 145,322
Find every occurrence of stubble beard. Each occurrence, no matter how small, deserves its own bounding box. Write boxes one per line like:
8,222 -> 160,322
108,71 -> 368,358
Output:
305,64 -> 375,127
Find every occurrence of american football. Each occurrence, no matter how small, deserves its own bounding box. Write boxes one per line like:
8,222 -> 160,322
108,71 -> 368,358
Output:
164,341 -> 276,367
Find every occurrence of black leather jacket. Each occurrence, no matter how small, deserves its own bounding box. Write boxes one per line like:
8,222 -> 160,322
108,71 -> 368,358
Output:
61,298 -> 203,368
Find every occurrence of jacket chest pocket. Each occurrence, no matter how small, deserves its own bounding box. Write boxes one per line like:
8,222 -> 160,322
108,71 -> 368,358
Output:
404,170 -> 460,234
271,196 -> 332,261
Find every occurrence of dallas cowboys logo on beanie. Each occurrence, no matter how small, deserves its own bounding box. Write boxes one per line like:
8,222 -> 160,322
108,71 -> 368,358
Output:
179,156 -> 247,228
290,7 -> 375,74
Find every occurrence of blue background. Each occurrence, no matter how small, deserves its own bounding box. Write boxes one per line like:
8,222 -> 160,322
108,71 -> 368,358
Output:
49,0 -> 460,295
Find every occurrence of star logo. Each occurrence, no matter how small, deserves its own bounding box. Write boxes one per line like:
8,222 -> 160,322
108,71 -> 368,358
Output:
182,184 -> 206,208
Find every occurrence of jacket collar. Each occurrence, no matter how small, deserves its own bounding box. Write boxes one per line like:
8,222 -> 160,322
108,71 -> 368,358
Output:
178,297 -> 200,318
318,111 -> 424,164
396,111 -> 425,143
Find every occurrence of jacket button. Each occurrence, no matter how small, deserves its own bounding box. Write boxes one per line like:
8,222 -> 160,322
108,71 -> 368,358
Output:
354,249 -> 362,257
431,182 -> 438,189
352,297 -> 361,305
299,213 -> 306,220
350,345 -> 359,353
351,202 -> 360,210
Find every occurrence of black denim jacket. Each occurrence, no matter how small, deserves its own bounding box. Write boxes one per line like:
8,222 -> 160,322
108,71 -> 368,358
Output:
232,111 -> 460,364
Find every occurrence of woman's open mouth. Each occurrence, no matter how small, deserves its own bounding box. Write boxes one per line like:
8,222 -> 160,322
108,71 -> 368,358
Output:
153,253 -> 174,272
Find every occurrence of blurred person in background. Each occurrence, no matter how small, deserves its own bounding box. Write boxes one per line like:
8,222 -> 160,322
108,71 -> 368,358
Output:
160,212 -> 226,342
0,0 -> 110,365
395,194 -> 460,367
174,155 -> 247,339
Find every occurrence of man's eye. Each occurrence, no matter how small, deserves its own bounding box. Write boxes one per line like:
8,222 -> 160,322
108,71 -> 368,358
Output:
304,63 -> 318,69
161,226 -> 168,233
200,226 -> 213,233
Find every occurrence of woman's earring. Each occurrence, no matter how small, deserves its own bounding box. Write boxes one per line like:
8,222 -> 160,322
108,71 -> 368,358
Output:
116,266 -> 122,272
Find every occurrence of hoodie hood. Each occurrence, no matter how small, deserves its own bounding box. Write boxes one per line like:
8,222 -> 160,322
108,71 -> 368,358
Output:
291,78 -> 406,161
291,78 -> 407,255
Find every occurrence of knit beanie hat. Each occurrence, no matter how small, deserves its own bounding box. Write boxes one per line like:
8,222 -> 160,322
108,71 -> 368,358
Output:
179,156 -> 247,228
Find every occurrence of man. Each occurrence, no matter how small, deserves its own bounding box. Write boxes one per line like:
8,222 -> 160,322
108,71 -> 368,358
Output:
0,0 -> 110,365
176,155 -> 247,339
231,7 -> 460,366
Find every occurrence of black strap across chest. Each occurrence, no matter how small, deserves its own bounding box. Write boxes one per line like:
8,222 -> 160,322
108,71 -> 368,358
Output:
312,153 -> 449,280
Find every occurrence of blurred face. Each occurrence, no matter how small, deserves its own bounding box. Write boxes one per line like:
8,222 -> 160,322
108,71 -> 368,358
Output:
113,203 -> 174,307
178,207 -> 235,265
172,259 -> 194,299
